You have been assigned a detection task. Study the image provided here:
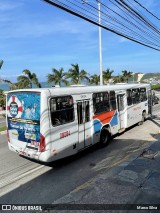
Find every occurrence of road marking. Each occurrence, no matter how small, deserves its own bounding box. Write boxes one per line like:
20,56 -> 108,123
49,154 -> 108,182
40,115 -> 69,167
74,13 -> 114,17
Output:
0,165 -> 51,197
0,165 -> 45,188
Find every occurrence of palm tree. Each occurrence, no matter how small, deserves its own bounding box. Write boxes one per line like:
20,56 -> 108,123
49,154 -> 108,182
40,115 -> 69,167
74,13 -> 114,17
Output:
113,75 -> 123,84
47,68 -> 68,87
103,68 -> 114,84
2,79 -> 16,90
90,74 -> 100,85
121,70 -> 133,83
17,69 -> 41,88
17,75 -> 31,89
67,63 -> 90,84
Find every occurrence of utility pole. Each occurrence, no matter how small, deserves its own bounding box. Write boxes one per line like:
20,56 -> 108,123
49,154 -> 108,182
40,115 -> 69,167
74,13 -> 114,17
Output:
82,0 -> 103,85
98,0 -> 103,85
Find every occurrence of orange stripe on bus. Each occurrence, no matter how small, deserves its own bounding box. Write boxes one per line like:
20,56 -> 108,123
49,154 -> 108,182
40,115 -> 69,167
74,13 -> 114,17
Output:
93,110 -> 116,124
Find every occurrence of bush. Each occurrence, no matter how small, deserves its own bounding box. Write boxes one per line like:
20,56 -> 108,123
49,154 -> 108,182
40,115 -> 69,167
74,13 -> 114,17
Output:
151,84 -> 160,90
0,126 -> 7,132
0,92 -> 6,109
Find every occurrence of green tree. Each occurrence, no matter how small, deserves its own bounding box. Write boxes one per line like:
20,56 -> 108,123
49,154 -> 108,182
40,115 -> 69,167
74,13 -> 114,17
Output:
2,79 -> 16,90
0,89 -> 5,109
67,63 -> 89,84
17,75 -> 31,89
47,68 -> 68,86
90,74 -> 100,85
121,70 -> 133,83
113,75 -> 123,84
103,68 -> 114,84
17,69 -> 41,89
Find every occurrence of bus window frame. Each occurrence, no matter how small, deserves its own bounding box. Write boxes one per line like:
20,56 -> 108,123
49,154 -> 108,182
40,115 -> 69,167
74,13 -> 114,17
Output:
93,91 -> 116,115
132,88 -> 140,104
139,88 -> 147,102
50,95 -> 75,126
127,89 -> 132,106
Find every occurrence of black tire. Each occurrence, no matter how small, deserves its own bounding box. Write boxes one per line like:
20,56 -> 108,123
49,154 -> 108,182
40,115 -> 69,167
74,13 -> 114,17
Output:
138,112 -> 146,126
142,111 -> 146,122
100,130 -> 110,146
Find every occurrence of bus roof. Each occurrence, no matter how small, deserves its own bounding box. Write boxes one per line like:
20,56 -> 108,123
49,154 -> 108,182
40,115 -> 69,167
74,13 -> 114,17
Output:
8,83 -> 151,96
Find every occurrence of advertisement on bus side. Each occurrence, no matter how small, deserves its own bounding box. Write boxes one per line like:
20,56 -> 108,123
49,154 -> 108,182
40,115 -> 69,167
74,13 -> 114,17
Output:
7,92 -> 40,144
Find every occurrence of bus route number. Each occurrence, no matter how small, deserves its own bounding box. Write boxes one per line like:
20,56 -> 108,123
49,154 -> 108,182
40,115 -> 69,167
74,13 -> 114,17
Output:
60,130 -> 71,139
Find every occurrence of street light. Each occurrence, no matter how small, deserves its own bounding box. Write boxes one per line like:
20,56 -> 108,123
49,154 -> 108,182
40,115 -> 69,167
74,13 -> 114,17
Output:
82,0 -> 103,85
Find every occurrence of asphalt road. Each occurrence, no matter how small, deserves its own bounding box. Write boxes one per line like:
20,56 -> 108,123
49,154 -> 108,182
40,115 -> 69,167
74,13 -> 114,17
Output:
0,102 -> 160,205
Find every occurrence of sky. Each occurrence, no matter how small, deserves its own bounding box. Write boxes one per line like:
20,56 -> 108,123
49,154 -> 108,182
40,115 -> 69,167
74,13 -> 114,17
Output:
0,0 -> 160,83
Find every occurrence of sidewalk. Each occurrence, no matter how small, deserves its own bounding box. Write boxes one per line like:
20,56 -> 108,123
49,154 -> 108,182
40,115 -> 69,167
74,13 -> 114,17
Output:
52,134 -> 160,212
0,110 -> 6,115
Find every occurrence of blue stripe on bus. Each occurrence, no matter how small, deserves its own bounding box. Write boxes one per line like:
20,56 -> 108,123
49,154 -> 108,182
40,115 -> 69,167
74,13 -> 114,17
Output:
110,111 -> 118,126
93,119 -> 102,134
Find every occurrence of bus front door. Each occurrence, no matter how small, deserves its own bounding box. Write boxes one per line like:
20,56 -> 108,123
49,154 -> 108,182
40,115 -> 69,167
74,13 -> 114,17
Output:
117,93 -> 126,132
77,100 -> 92,150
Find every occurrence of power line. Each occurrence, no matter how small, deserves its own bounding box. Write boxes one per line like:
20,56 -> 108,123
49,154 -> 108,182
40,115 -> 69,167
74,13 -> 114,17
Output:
101,1 -> 160,44
133,0 -> 160,21
42,0 -> 160,51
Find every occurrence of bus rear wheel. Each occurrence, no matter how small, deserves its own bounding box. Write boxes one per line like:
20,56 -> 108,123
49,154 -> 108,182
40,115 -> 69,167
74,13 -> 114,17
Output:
100,129 -> 110,146
138,111 -> 146,126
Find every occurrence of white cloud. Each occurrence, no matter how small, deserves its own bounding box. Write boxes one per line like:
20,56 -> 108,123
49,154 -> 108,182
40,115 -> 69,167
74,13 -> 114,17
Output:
0,17 -> 96,39
0,1 -> 24,11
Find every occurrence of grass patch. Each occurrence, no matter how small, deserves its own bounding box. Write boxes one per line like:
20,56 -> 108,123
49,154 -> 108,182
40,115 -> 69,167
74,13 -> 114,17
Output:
0,126 -> 7,132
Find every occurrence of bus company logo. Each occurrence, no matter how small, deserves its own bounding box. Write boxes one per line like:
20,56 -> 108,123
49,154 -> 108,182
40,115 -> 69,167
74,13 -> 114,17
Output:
10,102 -> 18,117
7,96 -> 23,118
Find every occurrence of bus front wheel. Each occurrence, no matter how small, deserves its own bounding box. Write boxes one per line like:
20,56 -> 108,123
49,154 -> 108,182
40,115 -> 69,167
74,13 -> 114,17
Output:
100,129 -> 110,146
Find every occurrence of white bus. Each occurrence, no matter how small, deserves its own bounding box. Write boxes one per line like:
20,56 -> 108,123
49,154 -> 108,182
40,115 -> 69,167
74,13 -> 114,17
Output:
6,83 -> 152,162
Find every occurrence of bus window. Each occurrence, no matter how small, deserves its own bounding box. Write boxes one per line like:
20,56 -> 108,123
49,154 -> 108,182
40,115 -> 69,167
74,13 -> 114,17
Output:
132,89 -> 140,104
117,94 -> 125,111
140,88 -> 147,102
77,102 -> 83,124
103,92 -> 110,112
110,91 -> 116,110
50,96 -> 74,126
93,92 -> 110,114
127,89 -> 132,106
93,93 -> 102,114
85,101 -> 90,122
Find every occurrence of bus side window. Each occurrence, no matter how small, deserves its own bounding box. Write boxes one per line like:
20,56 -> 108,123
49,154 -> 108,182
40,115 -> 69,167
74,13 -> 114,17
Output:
93,92 -> 110,114
110,91 -> 116,110
140,88 -> 147,102
117,94 -> 124,111
77,102 -> 83,124
127,89 -> 132,106
132,89 -> 140,104
103,92 -> 110,112
93,93 -> 102,114
85,101 -> 90,122
50,96 -> 74,126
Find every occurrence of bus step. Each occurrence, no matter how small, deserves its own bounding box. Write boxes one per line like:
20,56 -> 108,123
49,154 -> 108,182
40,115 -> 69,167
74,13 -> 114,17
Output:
118,128 -> 125,133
